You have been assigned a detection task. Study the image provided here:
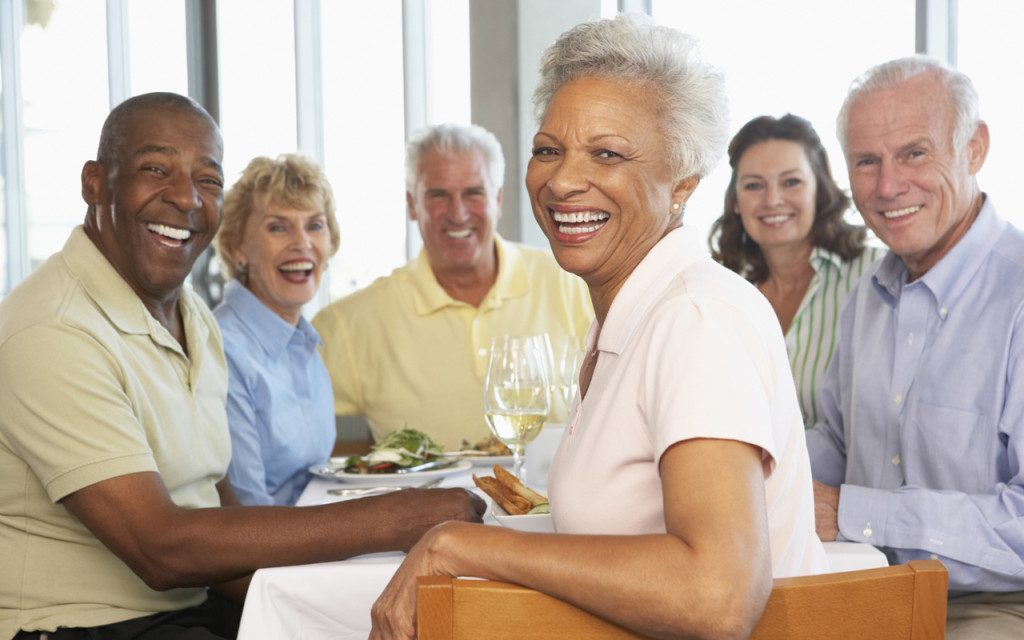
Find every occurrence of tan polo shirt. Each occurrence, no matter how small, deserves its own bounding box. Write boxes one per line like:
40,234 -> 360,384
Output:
0,227 -> 231,639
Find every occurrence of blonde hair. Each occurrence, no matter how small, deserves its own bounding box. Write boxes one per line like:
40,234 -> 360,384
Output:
216,153 -> 339,280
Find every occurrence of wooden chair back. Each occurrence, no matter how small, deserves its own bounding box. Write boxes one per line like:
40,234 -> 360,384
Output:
417,559 -> 947,639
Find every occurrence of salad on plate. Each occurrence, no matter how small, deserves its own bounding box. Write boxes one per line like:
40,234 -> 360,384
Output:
341,428 -> 444,474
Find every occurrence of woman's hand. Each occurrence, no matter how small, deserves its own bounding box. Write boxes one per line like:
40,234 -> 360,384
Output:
369,521 -> 475,640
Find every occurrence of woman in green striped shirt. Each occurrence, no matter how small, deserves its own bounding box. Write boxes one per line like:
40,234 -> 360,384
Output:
709,114 -> 883,427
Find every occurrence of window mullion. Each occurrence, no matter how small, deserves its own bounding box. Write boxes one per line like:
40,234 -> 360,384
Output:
106,0 -> 130,107
1,0 -> 28,292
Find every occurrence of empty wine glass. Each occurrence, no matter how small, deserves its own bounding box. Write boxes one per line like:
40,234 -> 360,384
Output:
548,334 -> 584,411
483,335 -> 550,479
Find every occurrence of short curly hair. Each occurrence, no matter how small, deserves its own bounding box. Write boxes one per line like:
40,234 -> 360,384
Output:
531,13 -> 729,181
708,114 -> 868,283
216,153 -> 339,281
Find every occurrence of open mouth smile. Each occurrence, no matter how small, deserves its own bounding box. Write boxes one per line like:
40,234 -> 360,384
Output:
444,228 -> 473,239
759,214 -> 794,225
279,260 -> 315,281
880,205 -> 923,220
551,210 -> 610,235
147,223 -> 193,247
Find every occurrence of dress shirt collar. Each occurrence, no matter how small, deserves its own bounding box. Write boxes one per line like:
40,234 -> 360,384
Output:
809,246 -> 844,273
598,226 -> 707,355
62,225 -> 209,357
872,195 -> 1002,313
407,234 -> 530,315
221,279 -> 322,359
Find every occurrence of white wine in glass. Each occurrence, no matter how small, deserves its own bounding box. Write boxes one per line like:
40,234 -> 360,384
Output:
483,335 -> 550,479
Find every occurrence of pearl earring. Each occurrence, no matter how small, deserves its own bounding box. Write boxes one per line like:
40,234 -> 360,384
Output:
672,203 -> 680,211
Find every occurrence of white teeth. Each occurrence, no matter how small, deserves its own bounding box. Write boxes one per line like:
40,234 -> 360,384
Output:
147,223 -> 191,241
882,205 -> 923,219
445,228 -> 472,238
280,261 -> 314,272
552,211 -> 610,224
559,224 -> 606,235
761,214 -> 791,224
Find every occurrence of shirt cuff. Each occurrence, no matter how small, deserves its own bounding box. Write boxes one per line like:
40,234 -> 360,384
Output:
836,483 -> 891,545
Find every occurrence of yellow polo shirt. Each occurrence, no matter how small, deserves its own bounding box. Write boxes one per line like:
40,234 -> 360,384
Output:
0,227 -> 230,639
312,237 -> 594,450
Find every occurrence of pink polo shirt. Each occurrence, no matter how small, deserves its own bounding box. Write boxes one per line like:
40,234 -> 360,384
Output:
548,227 -> 827,578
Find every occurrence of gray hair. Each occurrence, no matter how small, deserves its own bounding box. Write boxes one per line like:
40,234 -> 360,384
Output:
836,55 -> 981,156
405,123 -> 506,196
531,13 -> 729,180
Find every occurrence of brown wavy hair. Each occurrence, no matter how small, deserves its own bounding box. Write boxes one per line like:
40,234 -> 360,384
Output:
708,114 -> 867,283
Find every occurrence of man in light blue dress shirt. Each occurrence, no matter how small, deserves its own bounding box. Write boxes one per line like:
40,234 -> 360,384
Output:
807,56 -> 1024,637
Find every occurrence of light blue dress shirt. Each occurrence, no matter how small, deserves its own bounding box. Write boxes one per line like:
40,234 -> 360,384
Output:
807,197 -> 1024,594
214,280 -> 335,506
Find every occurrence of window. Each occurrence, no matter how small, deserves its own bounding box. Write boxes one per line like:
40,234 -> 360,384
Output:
319,1 -> 407,301
217,0 -> 298,184
652,0 -> 916,238
21,0 -> 109,272
957,0 -> 1024,227
128,1 -> 189,97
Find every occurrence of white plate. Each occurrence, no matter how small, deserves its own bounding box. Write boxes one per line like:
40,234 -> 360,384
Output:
489,501 -> 554,533
308,459 -> 472,485
444,452 -> 515,468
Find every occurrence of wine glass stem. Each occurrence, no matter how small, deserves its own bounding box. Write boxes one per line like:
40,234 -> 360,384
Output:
513,447 -> 525,480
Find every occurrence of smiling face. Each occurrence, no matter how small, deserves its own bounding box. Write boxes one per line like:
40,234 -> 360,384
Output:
83,105 -> 224,307
526,76 -> 696,308
232,199 -> 332,325
845,71 -> 989,280
735,139 -> 817,255
407,148 -> 502,282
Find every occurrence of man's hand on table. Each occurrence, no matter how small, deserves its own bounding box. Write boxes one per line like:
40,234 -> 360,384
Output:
813,480 -> 840,541
375,488 -> 486,551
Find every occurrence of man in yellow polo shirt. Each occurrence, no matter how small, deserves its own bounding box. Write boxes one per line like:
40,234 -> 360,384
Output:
313,123 -> 593,452
0,94 -> 483,640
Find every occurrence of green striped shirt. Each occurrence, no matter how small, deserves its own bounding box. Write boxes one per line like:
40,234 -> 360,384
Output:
786,245 -> 885,427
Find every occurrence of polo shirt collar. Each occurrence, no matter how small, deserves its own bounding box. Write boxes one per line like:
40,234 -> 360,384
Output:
62,226 -> 210,357
221,279 -> 321,358
408,234 -> 529,315
599,227 -> 706,355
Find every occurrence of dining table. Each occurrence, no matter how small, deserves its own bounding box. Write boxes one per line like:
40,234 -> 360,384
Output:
237,440 -> 891,640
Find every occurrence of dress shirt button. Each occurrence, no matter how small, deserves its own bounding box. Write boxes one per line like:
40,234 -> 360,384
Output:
894,395 -> 902,404
907,332 -> 914,346
930,554 -> 939,560
863,523 -> 873,538
477,348 -> 487,357
940,308 -> 948,318
891,455 -> 900,466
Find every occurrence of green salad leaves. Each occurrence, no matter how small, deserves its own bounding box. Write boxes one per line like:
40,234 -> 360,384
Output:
343,428 -> 444,474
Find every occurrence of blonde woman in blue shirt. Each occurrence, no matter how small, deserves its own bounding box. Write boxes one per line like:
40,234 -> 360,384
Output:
709,114 -> 883,426
213,154 -> 340,505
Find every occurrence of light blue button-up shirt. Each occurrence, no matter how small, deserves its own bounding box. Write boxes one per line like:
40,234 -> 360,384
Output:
214,280 -> 335,506
807,197 -> 1024,594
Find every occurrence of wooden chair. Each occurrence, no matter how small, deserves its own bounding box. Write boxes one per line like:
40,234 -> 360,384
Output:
417,560 -> 947,639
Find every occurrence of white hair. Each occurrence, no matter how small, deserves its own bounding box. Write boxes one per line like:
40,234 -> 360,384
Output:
531,13 -> 729,179
405,123 -> 505,196
836,55 -> 981,156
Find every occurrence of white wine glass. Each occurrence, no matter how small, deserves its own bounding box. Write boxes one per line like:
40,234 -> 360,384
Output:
483,335 -> 550,479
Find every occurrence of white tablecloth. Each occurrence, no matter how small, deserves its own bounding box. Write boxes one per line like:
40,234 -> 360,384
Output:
237,468 -> 889,640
